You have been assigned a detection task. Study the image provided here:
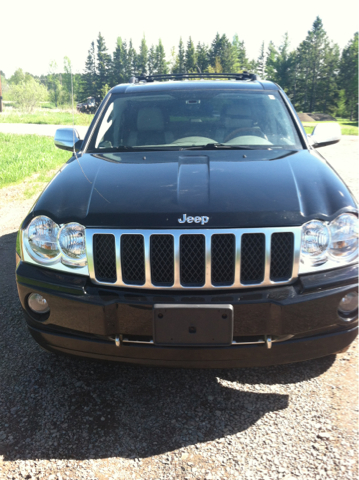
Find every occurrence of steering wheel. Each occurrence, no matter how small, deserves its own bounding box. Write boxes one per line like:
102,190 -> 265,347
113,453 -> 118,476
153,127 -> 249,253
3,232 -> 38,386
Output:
224,128 -> 266,143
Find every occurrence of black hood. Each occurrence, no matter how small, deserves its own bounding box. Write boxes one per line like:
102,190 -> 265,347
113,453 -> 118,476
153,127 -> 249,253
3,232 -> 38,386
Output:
27,149 -> 357,228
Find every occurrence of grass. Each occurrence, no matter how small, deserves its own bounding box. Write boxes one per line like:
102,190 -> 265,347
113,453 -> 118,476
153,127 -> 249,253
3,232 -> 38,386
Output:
0,110 -> 94,126
0,133 -> 70,189
302,118 -> 358,136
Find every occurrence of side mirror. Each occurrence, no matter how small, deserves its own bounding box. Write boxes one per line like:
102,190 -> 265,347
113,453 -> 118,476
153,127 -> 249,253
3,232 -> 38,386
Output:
54,128 -> 82,152
309,123 -> 341,148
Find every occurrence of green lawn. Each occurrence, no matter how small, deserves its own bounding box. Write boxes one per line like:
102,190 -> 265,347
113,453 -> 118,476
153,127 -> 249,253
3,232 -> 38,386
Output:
302,118 -> 358,136
0,133 -> 70,189
0,111 -> 94,126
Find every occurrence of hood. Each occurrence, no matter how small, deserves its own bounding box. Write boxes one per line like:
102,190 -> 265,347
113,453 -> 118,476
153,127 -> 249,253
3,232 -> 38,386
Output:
27,149 -> 357,229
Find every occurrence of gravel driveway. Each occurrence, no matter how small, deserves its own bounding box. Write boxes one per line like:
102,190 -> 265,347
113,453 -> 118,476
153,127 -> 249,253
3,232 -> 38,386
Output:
0,136 -> 357,480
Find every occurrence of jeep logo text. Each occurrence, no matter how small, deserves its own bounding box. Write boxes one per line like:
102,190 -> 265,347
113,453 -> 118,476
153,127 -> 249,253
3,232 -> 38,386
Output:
178,214 -> 209,225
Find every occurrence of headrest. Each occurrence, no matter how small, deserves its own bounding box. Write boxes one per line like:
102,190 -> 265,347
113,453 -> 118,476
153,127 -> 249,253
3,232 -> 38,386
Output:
137,108 -> 164,131
224,104 -> 253,128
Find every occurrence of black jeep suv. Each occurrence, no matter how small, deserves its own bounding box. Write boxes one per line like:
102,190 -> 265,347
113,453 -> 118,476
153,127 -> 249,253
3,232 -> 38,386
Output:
16,73 -> 358,367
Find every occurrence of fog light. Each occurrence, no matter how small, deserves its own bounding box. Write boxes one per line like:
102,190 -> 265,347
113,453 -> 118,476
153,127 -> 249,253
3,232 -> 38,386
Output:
28,293 -> 50,314
338,291 -> 358,321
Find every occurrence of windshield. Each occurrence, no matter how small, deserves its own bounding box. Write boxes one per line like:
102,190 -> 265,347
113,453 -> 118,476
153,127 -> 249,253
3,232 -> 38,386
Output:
87,89 -> 303,152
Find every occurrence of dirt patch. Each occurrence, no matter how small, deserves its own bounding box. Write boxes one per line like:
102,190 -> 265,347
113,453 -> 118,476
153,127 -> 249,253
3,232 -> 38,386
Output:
298,113 -> 337,122
298,113 -> 317,122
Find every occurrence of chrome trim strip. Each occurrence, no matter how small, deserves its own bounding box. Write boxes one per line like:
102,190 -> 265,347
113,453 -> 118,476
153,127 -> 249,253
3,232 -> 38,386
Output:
263,231 -> 271,283
87,227 -> 302,290
122,337 -> 154,345
119,334 -> 294,346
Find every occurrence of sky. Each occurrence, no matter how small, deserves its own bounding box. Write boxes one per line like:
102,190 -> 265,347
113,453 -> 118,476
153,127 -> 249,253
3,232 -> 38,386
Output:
1,0 -> 358,78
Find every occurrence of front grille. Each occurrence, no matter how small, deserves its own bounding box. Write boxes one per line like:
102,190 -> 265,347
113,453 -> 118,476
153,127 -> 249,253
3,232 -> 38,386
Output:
211,234 -> 235,286
241,233 -> 265,284
180,235 -> 206,286
121,234 -> 145,285
89,228 -> 300,289
93,234 -> 117,283
270,232 -> 294,281
151,235 -> 174,286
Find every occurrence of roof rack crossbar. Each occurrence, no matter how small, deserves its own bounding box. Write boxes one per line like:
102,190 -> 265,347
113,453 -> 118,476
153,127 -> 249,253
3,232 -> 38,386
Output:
130,72 -> 257,83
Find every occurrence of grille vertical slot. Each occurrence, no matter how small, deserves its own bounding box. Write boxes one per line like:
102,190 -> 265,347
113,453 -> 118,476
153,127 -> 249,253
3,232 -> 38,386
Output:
211,234 -> 235,286
121,234 -> 145,285
150,235 -> 174,286
240,233 -> 265,284
270,232 -> 294,281
93,234 -> 117,283
180,234 -> 206,287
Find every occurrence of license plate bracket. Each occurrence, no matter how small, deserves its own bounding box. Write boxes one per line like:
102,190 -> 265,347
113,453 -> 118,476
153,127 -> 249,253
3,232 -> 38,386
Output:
153,304 -> 233,346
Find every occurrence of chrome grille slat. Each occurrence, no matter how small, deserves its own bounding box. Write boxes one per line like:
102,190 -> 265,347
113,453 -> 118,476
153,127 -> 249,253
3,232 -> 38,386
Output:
86,227 -> 302,290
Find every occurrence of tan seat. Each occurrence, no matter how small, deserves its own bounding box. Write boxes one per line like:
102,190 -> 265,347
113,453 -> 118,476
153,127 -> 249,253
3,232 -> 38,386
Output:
215,104 -> 258,142
128,107 -> 174,146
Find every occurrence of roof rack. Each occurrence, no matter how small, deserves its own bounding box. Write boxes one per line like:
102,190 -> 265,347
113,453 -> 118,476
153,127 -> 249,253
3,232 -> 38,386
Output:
129,72 -> 257,84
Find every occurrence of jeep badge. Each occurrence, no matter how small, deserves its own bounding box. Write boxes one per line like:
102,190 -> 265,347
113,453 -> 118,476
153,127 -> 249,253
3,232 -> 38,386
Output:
178,214 -> 209,225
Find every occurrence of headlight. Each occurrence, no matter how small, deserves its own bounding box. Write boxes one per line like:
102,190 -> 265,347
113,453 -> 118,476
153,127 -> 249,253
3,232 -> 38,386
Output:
300,214 -> 358,272
26,216 -> 61,263
59,223 -> 87,266
329,213 -> 358,263
24,216 -> 87,268
301,220 -> 330,266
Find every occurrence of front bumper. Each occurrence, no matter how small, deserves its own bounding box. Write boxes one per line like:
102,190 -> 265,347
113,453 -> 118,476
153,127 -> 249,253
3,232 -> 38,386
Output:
16,261 -> 358,367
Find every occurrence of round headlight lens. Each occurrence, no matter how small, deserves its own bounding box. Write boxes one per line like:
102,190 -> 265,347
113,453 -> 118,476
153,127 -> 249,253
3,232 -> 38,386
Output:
329,214 -> 358,262
59,223 -> 87,266
26,216 -> 60,262
301,220 -> 329,265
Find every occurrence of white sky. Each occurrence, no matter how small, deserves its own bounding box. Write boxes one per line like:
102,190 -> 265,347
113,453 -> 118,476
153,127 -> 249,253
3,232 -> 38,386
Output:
1,0 -> 358,78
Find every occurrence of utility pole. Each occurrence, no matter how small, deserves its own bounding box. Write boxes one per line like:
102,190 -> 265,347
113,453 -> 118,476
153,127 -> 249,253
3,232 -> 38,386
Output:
0,71 -> 3,113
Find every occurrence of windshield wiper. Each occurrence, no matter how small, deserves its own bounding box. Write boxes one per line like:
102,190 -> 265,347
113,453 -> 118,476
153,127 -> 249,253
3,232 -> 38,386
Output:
181,143 -> 267,151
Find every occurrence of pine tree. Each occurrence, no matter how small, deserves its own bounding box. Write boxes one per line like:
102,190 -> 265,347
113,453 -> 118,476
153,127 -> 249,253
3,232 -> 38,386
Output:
127,39 -> 137,78
295,17 -> 329,112
232,36 -> 251,71
138,36 -> 148,76
256,42 -> 266,77
172,38 -> 186,73
339,32 -> 358,119
111,37 -> 127,85
265,41 -> 277,80
155,40 -> 168,75
275,33 -> 295,95
317,43 -> 340,114
96,33 -> 111,92
148,45 -> 156,75
196,42 -> 209,73
185,37 -> 197,73
83,41 -> 97,97
209,33 -> 222,68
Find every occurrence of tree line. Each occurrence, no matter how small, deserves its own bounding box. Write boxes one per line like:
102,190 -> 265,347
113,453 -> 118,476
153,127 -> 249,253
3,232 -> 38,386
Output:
1,16 -> 358,119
